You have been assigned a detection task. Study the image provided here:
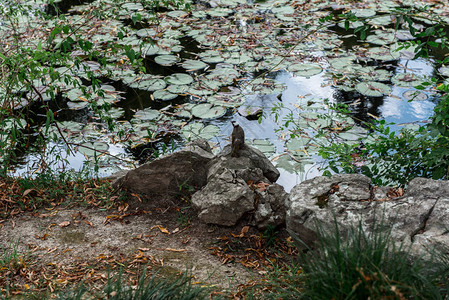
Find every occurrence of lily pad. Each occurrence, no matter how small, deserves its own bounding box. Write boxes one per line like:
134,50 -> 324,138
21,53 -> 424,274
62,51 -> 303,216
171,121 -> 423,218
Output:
138,79 -> 167,91
248,139 -> 275,155
180,123 -> 219,141
191,103 -> 226,119
275,155 -> 314,174
355,81 -> 392,97
154,54 -> 180,66
166,73 -> 194,85
181,59 -> 208,71
78,142 -> 109,157
208,94 -> 244,108
289,63 -> 323,77
366,46 -> 400,61
136,28 -> 157,38
391,73 -> 424,87
153,89 -> 178,101
338,126 -> 367,143
133,108 -> 161,121
67,101 -> 89,110
286,136 -> 312,157
200,50 -> 224,63
402,90 -> 428,101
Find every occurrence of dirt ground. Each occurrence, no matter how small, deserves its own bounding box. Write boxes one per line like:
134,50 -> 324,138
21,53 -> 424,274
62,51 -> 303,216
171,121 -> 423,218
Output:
0,193 -> 295,296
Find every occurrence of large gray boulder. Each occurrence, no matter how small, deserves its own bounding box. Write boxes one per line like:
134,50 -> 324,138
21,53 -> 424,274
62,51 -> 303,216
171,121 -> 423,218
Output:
286,174 -> 449,255
191,168 -> 255,226
190,143 -> 284,226
112,139 -> 214,197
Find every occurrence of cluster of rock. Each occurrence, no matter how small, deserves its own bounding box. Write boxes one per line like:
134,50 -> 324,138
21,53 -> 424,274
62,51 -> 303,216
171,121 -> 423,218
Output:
112,139 -> 449,256
113,139 -> 287,229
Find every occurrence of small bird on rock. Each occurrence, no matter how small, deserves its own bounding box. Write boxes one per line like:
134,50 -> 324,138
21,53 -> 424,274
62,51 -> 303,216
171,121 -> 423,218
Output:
231,121 -> 245,157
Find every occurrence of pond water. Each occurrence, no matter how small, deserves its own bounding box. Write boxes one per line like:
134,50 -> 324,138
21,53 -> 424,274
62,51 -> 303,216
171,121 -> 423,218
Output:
6,0 -> 448,191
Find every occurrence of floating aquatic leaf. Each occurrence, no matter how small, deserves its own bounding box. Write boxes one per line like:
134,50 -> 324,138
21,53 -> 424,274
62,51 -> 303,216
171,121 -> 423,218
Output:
154,54 -> 180,66
180,123 -> 219,140
368,15 -> 393,26
355,81 -> 392,97
272,5 -> 295,15
338,20 -> 364,29
208,93 -> 244,108
66,88 -> 88,102
395,30 -> 414,41
366,46 -> 400,61
366,32 -> 396,45
166,73 -> 194,85
327,54 -> 357,70
402,90 -> 428,101
138,78 -> 167,91
248,139 -> 275,155
166,10 -> 188,19
199,50 -> 224,63
352,9 -> 376,18
134,108 -> 161,121
191,103 -> 226,119
167,84 -> 189,94
78,142 -> 109,157
359,68 -> 391,82
67,101 -> 89,110
121,2 -> 143,11
289,63 -> 323,77
330,114 -> 355,127
286,137 -> 312,157
391,73 -> 424,87
174,104 -> 192,119
104,107 -> 125,119
181,59 -> 207,71
274,155 -> 313,174
142,44 -> 166,56
60,121 -> 84,133
136,28 -> 157,38
338,126 -> 367,144
208,7 -> 233,17
153,89 -> 178,101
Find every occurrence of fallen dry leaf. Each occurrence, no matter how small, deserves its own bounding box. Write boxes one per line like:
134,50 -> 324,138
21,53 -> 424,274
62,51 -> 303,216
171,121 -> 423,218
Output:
232,226 -> 250,238
158,248 -> 187,252
151,225 -> 170,234
58,221 -> 70,228
22,189 -> 38,197
83,220 -> 94,227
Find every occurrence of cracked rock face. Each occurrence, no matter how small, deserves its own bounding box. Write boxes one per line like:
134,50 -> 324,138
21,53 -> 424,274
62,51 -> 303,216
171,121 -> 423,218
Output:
191,168 -> 255,226
286,174 -> 449,255
191,144 -> 284,226
254,183 -> 288,230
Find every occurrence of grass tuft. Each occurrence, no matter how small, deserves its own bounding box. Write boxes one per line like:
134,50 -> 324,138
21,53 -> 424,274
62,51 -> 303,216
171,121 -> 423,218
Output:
57,270 -> 214,300
297,217 -> 448,299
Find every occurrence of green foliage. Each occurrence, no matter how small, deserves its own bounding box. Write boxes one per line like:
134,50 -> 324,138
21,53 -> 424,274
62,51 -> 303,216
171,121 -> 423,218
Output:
297,218 -> 448,300
319,109 -> 449,186
57,270 -> 213,300
262,225 -> 279,248
316,8 -> 449,186
0,240 -> 21,271
0,0 -> 189,175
